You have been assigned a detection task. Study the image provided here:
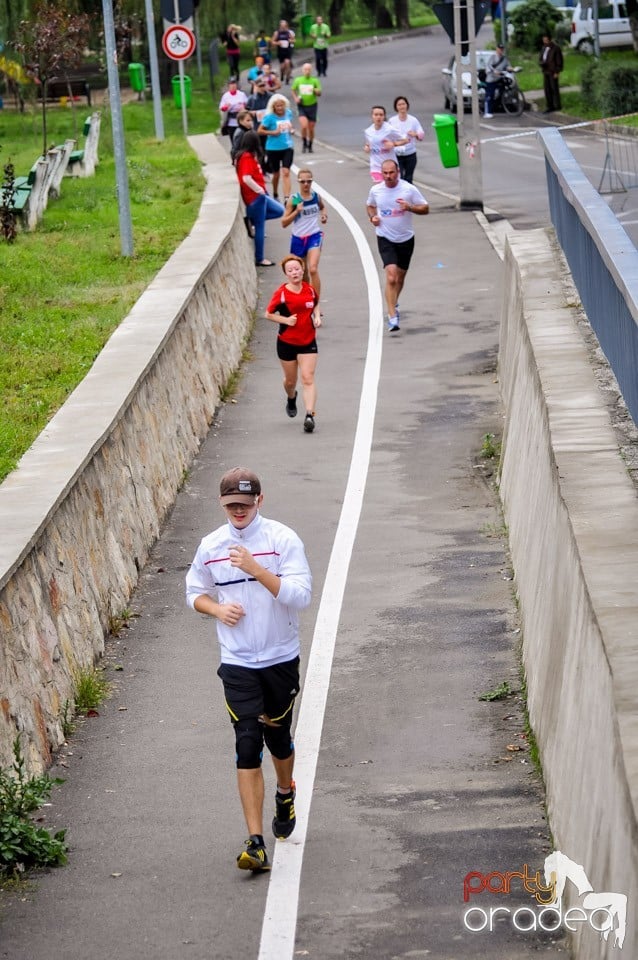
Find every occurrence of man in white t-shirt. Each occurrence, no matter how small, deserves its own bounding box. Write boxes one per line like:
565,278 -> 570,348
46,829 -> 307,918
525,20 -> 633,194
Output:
366,159 -> 429,332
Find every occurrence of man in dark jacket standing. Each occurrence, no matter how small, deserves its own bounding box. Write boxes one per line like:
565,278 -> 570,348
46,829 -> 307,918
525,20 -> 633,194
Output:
539,32 -> 563,113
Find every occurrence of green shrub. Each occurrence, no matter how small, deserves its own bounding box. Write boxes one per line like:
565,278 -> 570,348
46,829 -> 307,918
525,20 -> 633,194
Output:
581,56 -> 599,101
554,16 -> 572,46
579,58 -> 638,115
0,739 -> 67,876
508,0 -> 565,52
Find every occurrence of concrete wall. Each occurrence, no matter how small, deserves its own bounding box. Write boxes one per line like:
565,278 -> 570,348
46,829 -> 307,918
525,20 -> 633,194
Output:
0,135 -> 256,773
498,229 -> 638,959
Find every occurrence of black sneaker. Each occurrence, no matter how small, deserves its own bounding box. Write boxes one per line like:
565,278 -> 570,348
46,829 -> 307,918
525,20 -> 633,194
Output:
286,392 -> 297,418
303,414 -> 315,433
272,782 -> 296,839
237,835 -> 271,872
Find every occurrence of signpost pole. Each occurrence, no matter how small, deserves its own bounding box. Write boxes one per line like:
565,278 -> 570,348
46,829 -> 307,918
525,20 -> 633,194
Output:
434,0 -> 486,209
174,0 -> 188,135
464,0 -> 484,209
144,0 -> 165,141
101,0 -> 134,256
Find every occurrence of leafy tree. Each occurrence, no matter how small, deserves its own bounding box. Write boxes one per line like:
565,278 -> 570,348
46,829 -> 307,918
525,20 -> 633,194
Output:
0,0 -> 29,47
507,0 -> 564,51
14,0 -> 90,157
0,54 -> 29,111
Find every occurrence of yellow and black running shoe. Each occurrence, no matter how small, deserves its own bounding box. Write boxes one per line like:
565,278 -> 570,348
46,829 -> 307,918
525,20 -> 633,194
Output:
272,781 -> 296,839
237,835 -> 271,872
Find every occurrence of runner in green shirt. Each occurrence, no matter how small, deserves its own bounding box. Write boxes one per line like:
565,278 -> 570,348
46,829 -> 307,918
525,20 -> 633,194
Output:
309,15 -> 331,77
291,62 -> 322,153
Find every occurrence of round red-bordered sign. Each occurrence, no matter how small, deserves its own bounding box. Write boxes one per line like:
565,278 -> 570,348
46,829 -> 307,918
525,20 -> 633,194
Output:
162,24 -> 196,60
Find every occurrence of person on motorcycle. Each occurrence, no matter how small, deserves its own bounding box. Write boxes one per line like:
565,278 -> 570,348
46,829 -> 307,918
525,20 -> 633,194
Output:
484,43 -> 511,119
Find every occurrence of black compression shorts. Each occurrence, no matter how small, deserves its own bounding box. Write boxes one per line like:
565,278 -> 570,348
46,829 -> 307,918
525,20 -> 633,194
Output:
217,658 -> 300,724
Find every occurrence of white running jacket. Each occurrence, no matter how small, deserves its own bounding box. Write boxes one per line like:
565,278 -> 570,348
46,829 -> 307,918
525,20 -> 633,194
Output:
186,513 -> 312,668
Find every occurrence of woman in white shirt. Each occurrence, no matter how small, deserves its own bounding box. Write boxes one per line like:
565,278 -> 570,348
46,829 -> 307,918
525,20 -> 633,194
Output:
388,96 -> 425,184
218,77 -> 248,136
363,105 -> 407,183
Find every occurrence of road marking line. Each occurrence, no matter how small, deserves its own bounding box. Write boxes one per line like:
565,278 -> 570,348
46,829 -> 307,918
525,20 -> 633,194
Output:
257,175 -> 384,960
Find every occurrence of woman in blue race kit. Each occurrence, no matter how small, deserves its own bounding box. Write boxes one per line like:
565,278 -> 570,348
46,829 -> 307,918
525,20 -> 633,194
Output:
281,169 -> 328,299
258,94 -> 295,201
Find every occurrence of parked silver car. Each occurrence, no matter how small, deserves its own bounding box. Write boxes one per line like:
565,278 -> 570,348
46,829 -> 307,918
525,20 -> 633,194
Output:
441,51 -> 491,112
442,51 -> 525,115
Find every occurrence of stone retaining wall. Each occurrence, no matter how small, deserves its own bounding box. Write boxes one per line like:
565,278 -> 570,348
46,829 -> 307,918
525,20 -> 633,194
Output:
0,135 -> 256,773
498,229 -> 638,959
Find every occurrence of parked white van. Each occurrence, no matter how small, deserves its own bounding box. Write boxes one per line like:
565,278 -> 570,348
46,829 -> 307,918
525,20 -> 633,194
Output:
570,1 -> 633,52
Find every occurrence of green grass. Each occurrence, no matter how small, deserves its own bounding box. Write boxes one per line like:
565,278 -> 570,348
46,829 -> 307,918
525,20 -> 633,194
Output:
512,46 -> 637,119
0,74 -> 217,481
73,665 -> 111,713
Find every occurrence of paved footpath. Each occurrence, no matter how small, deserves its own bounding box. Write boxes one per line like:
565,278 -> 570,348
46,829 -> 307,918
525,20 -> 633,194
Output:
0,134 -> 569,959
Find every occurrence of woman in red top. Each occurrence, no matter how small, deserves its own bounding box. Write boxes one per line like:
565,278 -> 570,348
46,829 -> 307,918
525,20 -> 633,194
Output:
265,254 -> 321,433
235,132 -> 284,266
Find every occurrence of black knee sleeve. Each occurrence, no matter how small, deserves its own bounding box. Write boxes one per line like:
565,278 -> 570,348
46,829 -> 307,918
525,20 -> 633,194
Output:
264,722 -> 294,761
234,717 -> 264,769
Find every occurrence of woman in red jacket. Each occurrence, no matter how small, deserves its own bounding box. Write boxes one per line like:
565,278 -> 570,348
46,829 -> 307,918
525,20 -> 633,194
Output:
265,254 -> 321,433
235,132 -> 284,266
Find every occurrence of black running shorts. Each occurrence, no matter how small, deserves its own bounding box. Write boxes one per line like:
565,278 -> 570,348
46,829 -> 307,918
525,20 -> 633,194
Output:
377,234 -> 415,271
276,337 -> 318,361
298,104 -> 318,123
266,147 -> 294,172
217,658 -> 300,724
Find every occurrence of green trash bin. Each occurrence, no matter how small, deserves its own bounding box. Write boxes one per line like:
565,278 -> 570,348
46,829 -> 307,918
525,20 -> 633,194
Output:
432,114 -> 459,169
128,62 -> 146,93
172,74 -> 192,108
300,13 -> 313,37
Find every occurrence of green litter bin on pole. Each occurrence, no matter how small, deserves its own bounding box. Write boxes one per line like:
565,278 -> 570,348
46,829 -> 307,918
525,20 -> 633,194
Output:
128,62 -> 146,93
300,13 -> 313,36
172,74 -> 192,108
432,114 -> 459,169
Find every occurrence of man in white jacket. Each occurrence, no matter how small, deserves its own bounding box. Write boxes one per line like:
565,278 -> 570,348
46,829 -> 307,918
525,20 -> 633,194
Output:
186,467 -> 312,872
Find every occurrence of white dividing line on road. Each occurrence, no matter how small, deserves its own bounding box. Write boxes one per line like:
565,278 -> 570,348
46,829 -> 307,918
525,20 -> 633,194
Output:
257,176 -> 384,960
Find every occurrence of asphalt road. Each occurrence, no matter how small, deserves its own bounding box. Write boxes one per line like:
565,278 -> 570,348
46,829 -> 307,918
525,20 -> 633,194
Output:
0,32 -> 589,960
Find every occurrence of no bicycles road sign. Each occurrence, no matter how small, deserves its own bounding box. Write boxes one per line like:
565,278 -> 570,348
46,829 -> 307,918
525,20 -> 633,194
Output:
162,24 -> 196,60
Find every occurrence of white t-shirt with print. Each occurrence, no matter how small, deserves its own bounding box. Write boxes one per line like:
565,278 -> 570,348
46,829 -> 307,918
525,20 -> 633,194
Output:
366,180 -> 427,243
364,122 -> 403,175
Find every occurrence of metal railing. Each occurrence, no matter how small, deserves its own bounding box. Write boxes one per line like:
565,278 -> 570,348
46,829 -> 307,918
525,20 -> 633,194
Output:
539,127 -> 638,427
598,120 -> 638,194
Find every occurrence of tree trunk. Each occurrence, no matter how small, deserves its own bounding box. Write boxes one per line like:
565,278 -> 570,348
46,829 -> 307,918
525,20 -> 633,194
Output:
394,0 -> 410,29
329,0 -> 345,34
376,5 -> 394,28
